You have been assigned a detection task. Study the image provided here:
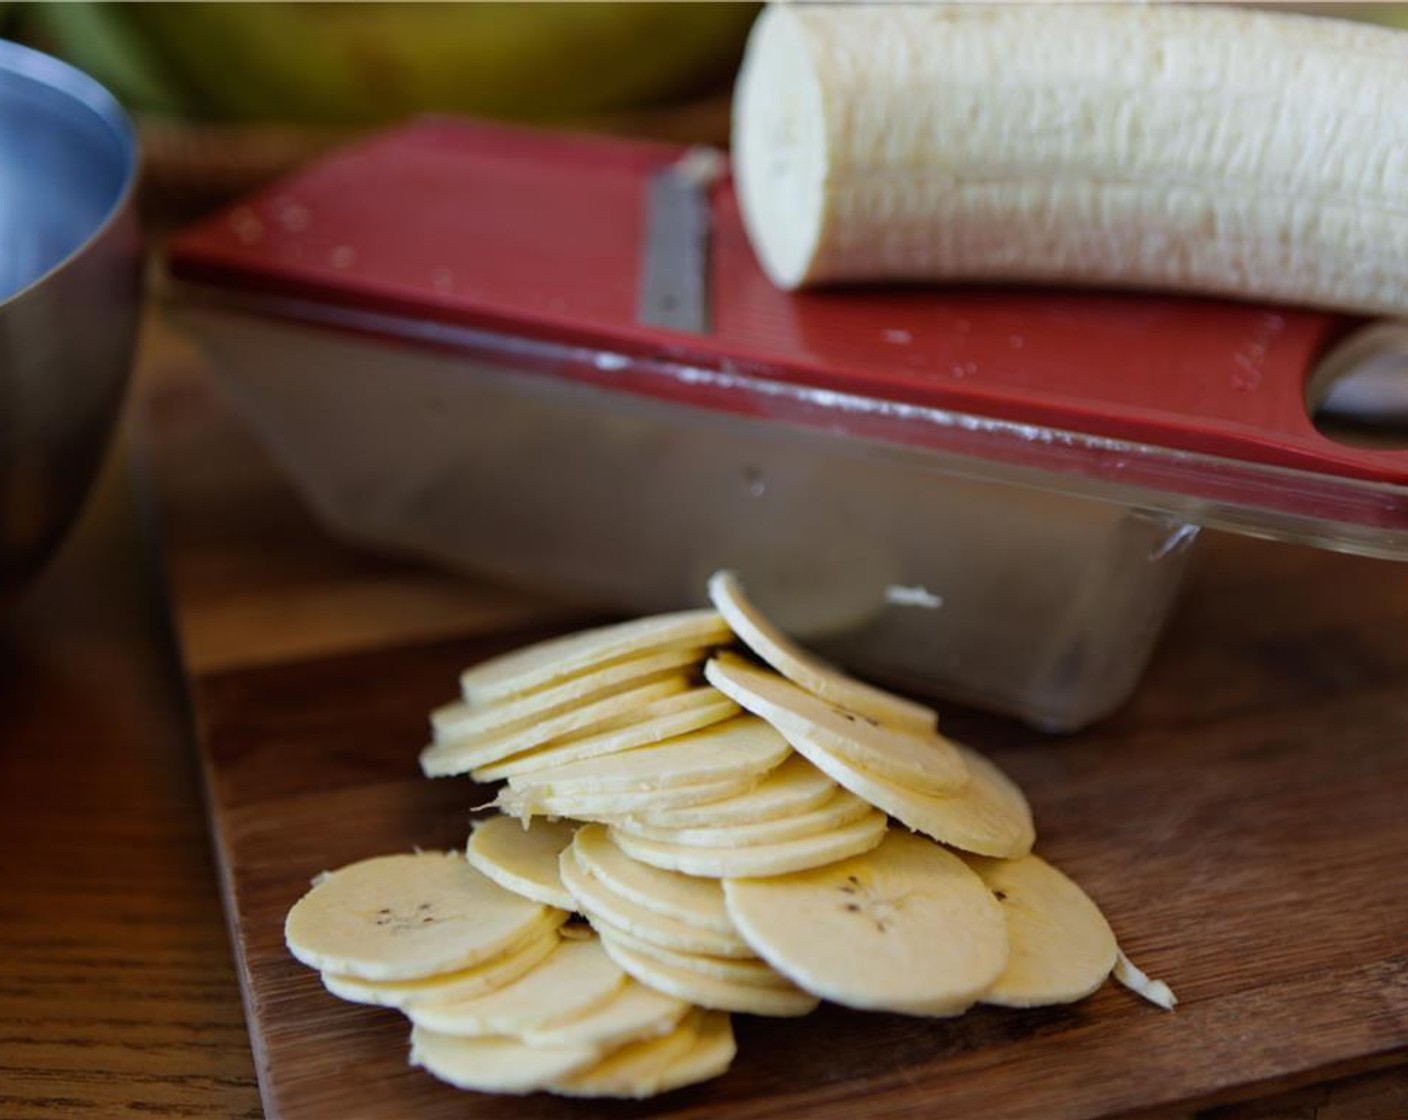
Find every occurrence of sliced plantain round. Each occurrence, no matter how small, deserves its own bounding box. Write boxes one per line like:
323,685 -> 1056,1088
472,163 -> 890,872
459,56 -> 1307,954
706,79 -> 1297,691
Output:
504,715 -> 790,797
406,937 -> 626,1038
321,916 -> 562,1009
466,816 -> 577,910
708,570 -> 938,733
965,852 -> 1119,1008
611,788 -> 875,849
724,705 -> 1036,860
422,675 -> 690,778
551,1009 -> 737,1099
459,609 -> 731,705
522,978 -> 691,1051
599,933 -> 820,1018
705,653 -> 967,795
724,830 -> 1009,1015
471,687 -> 740,783
571,824 -> 738,937
284,851 -> 552,981
559,842 -> 754,959
609,807 -> 888,879
409,1027 -> 601,1094
438,645 -> 705,736
635,754 -> 838,829
585,919 -> 796,990
495,773 -> 756,824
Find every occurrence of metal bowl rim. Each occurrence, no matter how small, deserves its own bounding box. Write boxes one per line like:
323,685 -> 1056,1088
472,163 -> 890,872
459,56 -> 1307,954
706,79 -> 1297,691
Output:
0,37 -> 141,310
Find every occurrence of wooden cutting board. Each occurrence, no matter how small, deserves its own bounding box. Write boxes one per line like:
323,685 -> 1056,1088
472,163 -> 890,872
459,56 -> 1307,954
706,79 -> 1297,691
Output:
141,327 -> 1408,1120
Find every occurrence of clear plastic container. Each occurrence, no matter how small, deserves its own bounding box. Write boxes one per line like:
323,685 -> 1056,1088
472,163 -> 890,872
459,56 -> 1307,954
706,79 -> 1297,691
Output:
167,120 -> 1408,730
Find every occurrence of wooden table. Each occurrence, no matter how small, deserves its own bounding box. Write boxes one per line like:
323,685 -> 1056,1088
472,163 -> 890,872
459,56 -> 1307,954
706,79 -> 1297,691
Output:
2,318 -> 1407,1119
0,435 -> 262,1116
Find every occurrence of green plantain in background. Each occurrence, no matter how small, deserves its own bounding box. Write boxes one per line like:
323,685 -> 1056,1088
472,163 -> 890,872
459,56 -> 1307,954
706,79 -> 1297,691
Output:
19,2 -> 760,124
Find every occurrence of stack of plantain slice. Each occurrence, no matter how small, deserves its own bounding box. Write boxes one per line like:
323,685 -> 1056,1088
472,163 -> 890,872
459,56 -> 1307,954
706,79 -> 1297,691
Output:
286,571 -> 1174,1100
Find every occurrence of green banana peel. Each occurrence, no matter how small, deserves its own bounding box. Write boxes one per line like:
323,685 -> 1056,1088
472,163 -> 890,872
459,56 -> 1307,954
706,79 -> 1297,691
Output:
17,2 -> 201,118
125,2 -> 759,126
1257,3 -> 1408,28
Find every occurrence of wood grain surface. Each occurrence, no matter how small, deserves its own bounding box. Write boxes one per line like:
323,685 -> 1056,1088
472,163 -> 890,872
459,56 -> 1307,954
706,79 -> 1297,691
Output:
136,324 -> 1408,1119
0,435 -> 262,1119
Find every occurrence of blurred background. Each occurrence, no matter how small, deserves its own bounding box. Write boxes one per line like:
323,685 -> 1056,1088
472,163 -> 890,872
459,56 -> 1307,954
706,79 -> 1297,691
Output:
3,1 -> 761,223
6,1 -> 1408,227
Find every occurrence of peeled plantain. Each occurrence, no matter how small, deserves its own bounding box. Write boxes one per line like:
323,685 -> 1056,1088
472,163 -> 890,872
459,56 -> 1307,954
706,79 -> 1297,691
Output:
732,2 -> 1408,316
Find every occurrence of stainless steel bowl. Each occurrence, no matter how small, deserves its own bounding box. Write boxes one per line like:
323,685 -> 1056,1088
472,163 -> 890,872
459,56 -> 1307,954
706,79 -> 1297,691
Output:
1,39 -> 142,602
